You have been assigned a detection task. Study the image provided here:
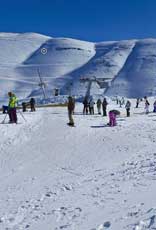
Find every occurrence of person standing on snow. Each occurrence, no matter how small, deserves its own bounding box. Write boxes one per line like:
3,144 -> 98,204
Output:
136,98 -> 140,108
121,97 -> 125,105
22,102 -> 27,112
102,98 -> 108,116
97,98 -> 102,114
83,97 -> 89,115
89,98 -> 95,115
125,100 -> 131,117
116,96 -> 119,105
108,110 -> 116,127
29,98 -> 36,112
8,92 -> 18,123
153,100 -> 156,113
67,96 -> 75,126
145,98 -> 150,114
119,100 -> 122,108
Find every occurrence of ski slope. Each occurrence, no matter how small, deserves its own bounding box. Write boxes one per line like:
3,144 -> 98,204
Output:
1,99 -> 156,229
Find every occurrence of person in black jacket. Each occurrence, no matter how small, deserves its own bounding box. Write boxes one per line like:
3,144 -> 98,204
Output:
125,100 -> 131,117
83,97 -> 89,115
102,98 -> 108,116
30,98 -> 36,112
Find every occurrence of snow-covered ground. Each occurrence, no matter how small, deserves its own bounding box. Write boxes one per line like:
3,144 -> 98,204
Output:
1,98 -> 156,230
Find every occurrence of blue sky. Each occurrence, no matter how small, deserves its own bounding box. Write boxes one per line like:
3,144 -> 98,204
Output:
0,0 -> 156,41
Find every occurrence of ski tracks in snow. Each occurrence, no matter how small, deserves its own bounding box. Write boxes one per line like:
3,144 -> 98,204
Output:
0,111 -> 43,178
1,105 -> 156,229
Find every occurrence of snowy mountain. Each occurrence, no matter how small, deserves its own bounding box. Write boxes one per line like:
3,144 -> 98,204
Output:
1,33 -> 156,103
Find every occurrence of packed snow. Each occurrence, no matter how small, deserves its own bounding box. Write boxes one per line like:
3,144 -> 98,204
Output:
1,98 -> 156,230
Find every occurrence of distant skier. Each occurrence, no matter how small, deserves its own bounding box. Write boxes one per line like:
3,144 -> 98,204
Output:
116,96 -> 119,105
102,98 -> 108,116
67,96 -> 75,126
136,98 -> 140,108
145,98 -> 150,114
108,110 -> 116,127
153,100 -> 156,113
30,98 -> 36,112
8,92 -> 18,123
83,97 -> 89,115
97,98 -> 102,114
119,100 -> 122,108
121,97 -> 125,105
89,98 -> 95,115
125,100 -> 131,117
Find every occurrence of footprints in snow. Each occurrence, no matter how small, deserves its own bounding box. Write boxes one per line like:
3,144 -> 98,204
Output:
0,185 -> 82,230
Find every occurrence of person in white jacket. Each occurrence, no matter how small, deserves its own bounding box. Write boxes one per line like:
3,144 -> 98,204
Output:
145,99 -> 150,114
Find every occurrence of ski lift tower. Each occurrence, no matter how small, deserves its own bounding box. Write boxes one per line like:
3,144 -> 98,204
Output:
37,68 -> 47,99
80,76 -> 112,98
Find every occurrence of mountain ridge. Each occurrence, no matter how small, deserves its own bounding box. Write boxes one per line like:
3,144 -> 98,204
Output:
0,33 -> 156,102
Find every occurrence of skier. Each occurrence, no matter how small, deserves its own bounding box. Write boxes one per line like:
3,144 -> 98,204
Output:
29,98 -> 36,112
125,100 -> 131,117
83,97 -> 89,115
145,98 -> 150,114
97,98 -> 102,114
89,97 -> 95,115
102,98 -> 108,116
67,96 -> 75,126
8,92 -> 18,123
153,100 -> 156,113
136,98 -> 140,108
108,110 -> 116,127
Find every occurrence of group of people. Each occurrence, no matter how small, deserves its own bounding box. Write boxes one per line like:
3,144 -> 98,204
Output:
83,97 -> 108,116
2,92 -> 36,124
67,95 -> 156,127
2,92 -> 156,126
22,98 -> 36,113
125,96 -> 156,116
67,96 -> 116,127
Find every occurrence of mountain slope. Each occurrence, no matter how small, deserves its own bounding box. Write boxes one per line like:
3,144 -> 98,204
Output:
1,33 -> 156,102
0,33 -> 50,102
106,39 -> 156,97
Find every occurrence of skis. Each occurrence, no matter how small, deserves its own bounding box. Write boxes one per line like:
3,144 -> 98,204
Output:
0,121 -> 22,125
67,123 -> 75,127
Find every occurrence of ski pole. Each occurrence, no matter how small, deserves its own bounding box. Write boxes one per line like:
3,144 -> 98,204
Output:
1,113 -> 8,124
18,110 -> 27,122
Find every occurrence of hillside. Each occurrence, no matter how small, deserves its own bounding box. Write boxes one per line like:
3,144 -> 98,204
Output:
0,33 -> 156,103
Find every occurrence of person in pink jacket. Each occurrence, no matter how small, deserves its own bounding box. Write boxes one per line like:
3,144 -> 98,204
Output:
108,111 -> 116,126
